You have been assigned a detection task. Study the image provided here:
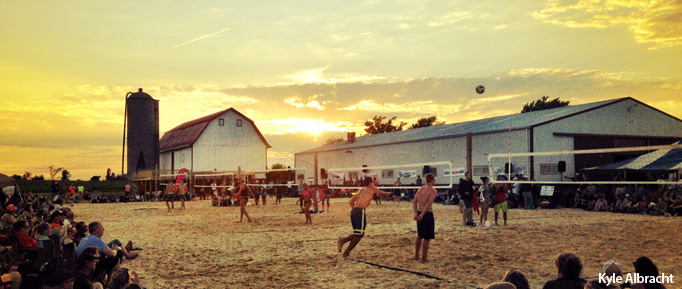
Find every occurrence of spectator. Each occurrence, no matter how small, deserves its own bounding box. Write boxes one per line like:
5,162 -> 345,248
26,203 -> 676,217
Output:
74,221 -> 89,245
74,246 -> 105,289
594,194 -> 608,211
110,268 -> 142,289
50,210 -> 66,229
35,222 -> 53,248
502,270 -> 530,289
0,205 -> 16,231
542,252 -> 586,289
484,282 -> 517,289
631,257 -> 665,289
612,194 -> 627,213
76,222 -> 138,282
585,260 -> 622,289
13,220 -> 36,249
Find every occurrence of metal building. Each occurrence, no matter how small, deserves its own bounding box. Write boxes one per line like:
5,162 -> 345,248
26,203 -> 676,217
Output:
125,88 -> 160,174
295,97 -> 682,185
159,108 -> 271,174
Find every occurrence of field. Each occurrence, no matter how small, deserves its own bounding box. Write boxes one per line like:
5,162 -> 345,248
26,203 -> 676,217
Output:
72,198 -> 682,289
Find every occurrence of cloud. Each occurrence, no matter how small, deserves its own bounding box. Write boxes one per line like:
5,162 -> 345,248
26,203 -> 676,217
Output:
532,0 -> 682,49
173,27 -> 231,48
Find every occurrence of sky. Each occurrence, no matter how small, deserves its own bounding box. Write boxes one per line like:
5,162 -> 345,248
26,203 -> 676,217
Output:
1,0 -> 681,180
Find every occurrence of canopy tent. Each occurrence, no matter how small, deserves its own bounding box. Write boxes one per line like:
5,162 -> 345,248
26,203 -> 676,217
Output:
583,140 -> 682,173
0,173 -> 16,189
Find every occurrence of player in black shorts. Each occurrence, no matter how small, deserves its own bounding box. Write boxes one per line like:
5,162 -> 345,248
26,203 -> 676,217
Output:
412,173 -> 437,263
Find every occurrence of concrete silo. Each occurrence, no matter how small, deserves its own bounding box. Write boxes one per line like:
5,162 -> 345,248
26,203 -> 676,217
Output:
125,88 -> 159,174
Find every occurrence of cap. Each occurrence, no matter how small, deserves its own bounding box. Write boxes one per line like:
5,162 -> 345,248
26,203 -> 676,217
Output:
6,205 -> 16,212
603,260 -> 623,276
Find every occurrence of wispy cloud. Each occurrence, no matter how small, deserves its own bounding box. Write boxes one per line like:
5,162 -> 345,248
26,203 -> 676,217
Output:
173,27 -> 231,48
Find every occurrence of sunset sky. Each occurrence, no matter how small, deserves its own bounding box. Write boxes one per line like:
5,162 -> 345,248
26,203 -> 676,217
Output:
1,1 -> 681,180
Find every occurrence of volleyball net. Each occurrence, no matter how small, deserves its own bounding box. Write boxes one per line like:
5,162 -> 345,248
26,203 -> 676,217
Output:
486,143 -> 682,185
243,167 -> 308,187
327,161 -> 455,190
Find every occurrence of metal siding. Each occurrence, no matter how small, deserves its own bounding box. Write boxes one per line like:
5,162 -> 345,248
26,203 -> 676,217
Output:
472,130 -> 529,178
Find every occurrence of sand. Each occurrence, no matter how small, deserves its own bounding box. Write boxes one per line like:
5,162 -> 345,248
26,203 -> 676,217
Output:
71,198 -> 682,289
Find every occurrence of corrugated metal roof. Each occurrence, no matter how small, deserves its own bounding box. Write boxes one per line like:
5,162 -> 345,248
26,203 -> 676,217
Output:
297,98 -> 629,155
159,108 -> 271,152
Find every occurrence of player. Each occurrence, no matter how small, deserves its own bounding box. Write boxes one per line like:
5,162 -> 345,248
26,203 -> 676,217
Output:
412,173 -> 437,263
337,177 -> 389,258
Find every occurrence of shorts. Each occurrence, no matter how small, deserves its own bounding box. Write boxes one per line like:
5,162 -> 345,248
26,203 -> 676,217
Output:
350,208 -> 366,236
461,198 -> 472,210
494,201 -> 508,213
417,211 -> 435,240
165,193 -> 175,202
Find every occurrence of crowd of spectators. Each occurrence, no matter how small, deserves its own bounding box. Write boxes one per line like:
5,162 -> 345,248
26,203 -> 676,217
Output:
0,191 -> 144,289
575,182 -> 682,217
481,253 -> 668,289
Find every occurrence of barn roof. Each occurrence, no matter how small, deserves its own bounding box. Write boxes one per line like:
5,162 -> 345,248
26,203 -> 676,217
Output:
297,97 -> 679,155
159,108 -> 271,152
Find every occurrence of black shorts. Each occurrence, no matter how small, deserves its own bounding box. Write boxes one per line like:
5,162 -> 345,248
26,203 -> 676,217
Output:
417,211 -> 435,240
461,198 -> 472,209
165,193 -> 175,202
350,208 -> 366,236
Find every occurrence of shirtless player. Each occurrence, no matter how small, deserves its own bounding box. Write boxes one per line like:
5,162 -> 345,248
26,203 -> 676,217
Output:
412,173 -> 437,263
337,176 -> 389,258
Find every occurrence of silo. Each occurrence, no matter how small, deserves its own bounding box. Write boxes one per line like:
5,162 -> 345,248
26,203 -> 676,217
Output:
125,88 -> 159,174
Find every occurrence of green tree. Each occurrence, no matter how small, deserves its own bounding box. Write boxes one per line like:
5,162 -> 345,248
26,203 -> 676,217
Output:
33,175 -> 45,180
364,115 -> 406,135
323,136 -> 345,146
521,96 -> 570,113
408,116 -> 446,129
22,171 -> 32,180
61,169 -> 71,181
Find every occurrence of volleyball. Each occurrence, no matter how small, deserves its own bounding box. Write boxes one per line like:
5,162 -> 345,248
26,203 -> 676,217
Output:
476,85 -> 485,94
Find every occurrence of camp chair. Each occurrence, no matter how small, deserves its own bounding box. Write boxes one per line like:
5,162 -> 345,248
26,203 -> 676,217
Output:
539,186 -> 555,209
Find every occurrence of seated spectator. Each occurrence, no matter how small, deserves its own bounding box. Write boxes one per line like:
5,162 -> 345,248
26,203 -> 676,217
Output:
74,221 -> 88,245
627,197 -> 640,214
632,256 -> 666,289
654,197 -> 669,216
484,282 -> 517,289
74,246 -> 105,289
543,252 -> 586,289
672,195 -> 682,216
76,222 -> 138,260
110,268 -> 142,289
35,222 -> 53,248
502,270 -> 529,289
0,271 -> 21,289
612,194 -> 627,213
0,205 -> 16,231
50,210 -> 66,229
639,196 -> 651,214
585,260 -> 622,289
594,194 -> 608,211
13,220 -> 36,250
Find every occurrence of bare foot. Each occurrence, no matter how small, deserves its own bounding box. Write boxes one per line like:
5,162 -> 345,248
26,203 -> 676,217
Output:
420,259 -> 428,264
342,254 -> 350,259
337,238 -> 343,253
412,256 -> 420,261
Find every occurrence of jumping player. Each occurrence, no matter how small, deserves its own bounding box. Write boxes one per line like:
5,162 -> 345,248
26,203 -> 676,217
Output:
337,177 -> 389,258
412,173 -> 437,263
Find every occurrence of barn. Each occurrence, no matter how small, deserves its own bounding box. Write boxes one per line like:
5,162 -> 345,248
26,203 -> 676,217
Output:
159,108 -> 271,175
294,97 -> 682,186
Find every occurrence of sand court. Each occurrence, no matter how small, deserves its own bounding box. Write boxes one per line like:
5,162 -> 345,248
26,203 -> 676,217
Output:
72,198 -> 682,288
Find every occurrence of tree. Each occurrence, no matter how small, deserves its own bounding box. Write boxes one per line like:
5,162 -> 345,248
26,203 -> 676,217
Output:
11,174 -> 21,180
364,115 -> 406,135
521,96 -> 570,113
90,176 -> 101,181
33,175 -> 45,180
49,165 -> 64,180
323,137 -> 345,146
61,170 -> 71,181
22,171 -> 32,180
408,116 -> 446,129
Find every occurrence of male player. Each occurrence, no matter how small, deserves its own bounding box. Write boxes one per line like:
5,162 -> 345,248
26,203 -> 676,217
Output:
337,177 -> 389,258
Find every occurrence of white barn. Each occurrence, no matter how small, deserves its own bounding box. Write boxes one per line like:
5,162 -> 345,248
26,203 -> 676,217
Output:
159,108 -> 271,174
294,97 -> 682,185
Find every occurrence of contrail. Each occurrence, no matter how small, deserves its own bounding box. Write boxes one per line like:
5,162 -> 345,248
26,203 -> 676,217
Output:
173,27 -> 231,48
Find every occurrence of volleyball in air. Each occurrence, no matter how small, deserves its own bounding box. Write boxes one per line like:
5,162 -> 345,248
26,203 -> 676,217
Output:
476,85 -> 485,94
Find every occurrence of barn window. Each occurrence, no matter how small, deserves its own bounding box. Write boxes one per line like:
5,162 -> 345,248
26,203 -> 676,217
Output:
236,119 -> 242,127
218,118 -> 224,126
540,163 -> 560,174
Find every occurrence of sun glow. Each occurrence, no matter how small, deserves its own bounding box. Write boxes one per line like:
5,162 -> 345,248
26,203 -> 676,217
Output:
259,118 -> 355,135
